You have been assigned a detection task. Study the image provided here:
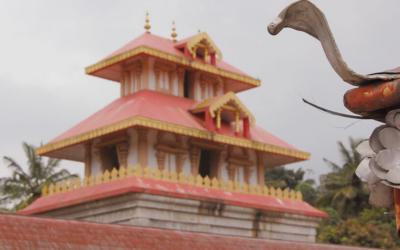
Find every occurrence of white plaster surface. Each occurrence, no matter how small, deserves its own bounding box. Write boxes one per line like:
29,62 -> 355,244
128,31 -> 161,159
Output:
127,128 -> 137,166
90,138 -> 101,176
147,129 -> 158,170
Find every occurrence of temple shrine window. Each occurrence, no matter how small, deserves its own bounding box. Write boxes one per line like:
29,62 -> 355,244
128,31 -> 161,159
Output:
94,133 -> 130,172
154,61 -> 175,95
120,60 -> 142,97
184,69 -> 190,98
199,150 -> 211,178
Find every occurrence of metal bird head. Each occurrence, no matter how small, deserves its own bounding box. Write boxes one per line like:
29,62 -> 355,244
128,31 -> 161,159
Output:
268,0 -> 400,121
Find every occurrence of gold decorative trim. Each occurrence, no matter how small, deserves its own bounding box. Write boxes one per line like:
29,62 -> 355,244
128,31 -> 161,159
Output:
35,117 -> 310,161
85,46 -> 260,87
211,92 -> 255,126
192,92 -> 256,125
187,32 -> 223,61
41,164 -> 303,202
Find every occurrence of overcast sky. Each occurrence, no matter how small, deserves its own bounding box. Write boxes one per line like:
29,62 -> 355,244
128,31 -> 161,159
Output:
1,0 -> 398,182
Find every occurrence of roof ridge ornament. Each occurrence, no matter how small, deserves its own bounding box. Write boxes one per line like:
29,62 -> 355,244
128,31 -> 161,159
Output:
171,21 -> 177,42
144,12 -> 151,33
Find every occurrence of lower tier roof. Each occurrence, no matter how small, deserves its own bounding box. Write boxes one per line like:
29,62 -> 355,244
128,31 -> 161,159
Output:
36,90 -> 309,163
18,175 -> 326,218
0,213 -> 377,250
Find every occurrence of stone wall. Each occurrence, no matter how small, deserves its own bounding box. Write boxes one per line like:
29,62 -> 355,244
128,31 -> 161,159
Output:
38,192 -> 321,243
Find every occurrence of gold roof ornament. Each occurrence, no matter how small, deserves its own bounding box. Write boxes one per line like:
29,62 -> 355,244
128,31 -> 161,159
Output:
144,12 -> 151,33
171,21 -> 177,42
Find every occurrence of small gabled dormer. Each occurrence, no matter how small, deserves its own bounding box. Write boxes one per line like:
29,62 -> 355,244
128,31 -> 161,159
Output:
175,32 -> 222,66
191,92 -> 255,139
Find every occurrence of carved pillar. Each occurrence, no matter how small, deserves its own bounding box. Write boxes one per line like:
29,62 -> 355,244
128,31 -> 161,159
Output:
256,152 -> 265,186
120,69 -> 125,97
190,147 -> 200,176
227,164 -> 236,181
213,82 -> 221,97
200,80 -> 206,100
125,71 -> 131,95
177,67 -> 185,97
168,71 -> 175,95
94,149 -> 103,173
156,151 -> 166,170
175,153 -> 186,173
222,78 -> 228,94
217,151 -> 227,179
243,167 -> 254,184
137,128 -> 148,167
84,143 -> 92,177
154,66 -> 160,92
142,57 -> 149,90
116,141 -> 129,167
136,66 -> 142,91
210,53 -> 216,66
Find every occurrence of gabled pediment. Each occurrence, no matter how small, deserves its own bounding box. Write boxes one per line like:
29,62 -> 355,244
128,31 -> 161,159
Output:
175,32 -> 222,61
191,91 -> 255,126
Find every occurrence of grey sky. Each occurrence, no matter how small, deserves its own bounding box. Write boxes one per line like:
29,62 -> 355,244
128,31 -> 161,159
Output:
1,0 -> 397,182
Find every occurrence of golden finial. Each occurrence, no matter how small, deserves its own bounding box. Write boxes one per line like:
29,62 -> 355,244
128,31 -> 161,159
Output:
171,21 -> 177,42
198,29 -> 201,34
144,12 -> 151,33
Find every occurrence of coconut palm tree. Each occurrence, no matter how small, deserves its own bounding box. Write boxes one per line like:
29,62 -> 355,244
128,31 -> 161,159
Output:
317,137 -> 370,218
264,166 -> 315,190
0,142 -> 77,212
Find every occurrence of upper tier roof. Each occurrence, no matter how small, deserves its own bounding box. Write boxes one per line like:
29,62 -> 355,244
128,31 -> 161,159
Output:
85,32 -> 260,90
1,213 -> 374,250
36,90 -> 309,164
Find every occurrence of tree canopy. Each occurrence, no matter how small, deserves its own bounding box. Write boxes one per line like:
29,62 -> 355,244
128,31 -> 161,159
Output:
0,142 -> 77,212
317,138 -> 369,218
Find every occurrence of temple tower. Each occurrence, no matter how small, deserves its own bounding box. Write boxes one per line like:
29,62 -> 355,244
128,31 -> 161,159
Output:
19,16 -> 326,243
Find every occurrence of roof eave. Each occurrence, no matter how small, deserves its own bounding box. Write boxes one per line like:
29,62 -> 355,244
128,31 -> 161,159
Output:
84,45 -> 261,88
36,116 -> 310,161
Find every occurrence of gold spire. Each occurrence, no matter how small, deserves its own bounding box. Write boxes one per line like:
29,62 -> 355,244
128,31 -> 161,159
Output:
171,21 -> 177,42
144,12 -> 151,33
198,29 -> 201,34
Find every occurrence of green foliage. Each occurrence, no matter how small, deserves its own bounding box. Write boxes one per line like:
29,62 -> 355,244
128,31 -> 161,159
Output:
0,142 -> 77,212
264,166 -> 314,190
317,137 -> 369,218
318,207 -> 342,229
295,182 -> 318,206
317,207 -> 400,249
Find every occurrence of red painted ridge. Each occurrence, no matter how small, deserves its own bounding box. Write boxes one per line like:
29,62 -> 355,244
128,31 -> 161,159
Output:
18,176 -> 327,218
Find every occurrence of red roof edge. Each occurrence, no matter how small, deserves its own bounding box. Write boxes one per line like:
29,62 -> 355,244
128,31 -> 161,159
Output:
0,213 -> 376,250
18,176 -> 327,218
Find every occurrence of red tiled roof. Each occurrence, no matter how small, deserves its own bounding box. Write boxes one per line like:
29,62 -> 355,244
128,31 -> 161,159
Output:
103,32 -> 249,76
0,213 -> 376,250
48,90 -> 297,152
17,176 -> 327,218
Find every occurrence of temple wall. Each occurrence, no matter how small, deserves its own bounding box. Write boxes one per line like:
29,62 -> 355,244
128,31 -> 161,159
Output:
181,136 -> 191,175
221,162 -> 229,181
89,127 -> 262,186
91,138 -> 101,177
37,192 -> 321,243
146,57 -> 179,96
147,129 -> 158,169
127,128 -> 138,167
249,150 -> 257,185
147,57 -> 156,90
